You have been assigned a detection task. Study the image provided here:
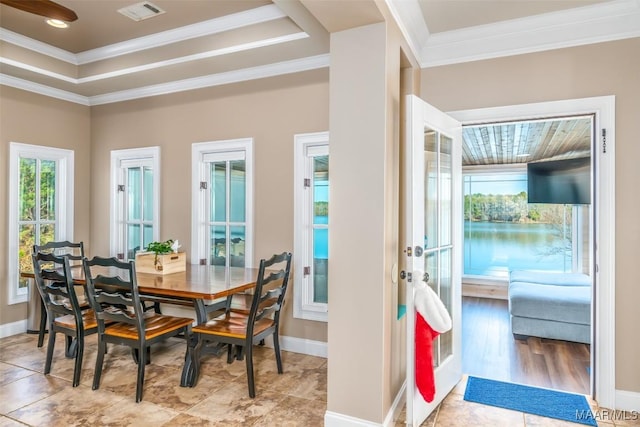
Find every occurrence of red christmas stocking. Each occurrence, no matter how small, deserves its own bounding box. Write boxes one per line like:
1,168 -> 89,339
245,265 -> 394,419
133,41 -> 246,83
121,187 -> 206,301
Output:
415,312 -> 440,403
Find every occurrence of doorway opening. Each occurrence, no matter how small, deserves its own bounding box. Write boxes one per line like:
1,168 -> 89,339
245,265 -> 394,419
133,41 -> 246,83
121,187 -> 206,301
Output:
459,114 -> 594,396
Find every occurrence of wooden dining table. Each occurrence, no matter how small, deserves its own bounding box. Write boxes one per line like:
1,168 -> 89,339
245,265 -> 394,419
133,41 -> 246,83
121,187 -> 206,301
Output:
23,263 -> 261,322
21,263 -> 261,387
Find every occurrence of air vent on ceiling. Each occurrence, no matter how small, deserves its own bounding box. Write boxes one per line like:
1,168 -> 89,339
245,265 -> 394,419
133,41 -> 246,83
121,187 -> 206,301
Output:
118,2 -> 166,21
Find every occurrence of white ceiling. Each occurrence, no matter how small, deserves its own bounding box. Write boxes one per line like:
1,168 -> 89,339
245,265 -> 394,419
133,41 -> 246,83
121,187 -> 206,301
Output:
1,0 -> 639,105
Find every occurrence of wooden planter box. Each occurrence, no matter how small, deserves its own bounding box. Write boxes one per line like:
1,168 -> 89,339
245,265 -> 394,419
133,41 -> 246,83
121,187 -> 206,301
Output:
135,252 -> 186,275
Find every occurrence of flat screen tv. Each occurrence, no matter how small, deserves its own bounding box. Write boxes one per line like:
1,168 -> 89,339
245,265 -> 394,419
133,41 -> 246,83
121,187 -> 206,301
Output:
527,157 -> 591,205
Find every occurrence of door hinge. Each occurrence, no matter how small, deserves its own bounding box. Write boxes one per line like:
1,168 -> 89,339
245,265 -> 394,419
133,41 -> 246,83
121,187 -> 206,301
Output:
303,266 -> 311,277
199,181 -> 207,190
602,128 -> 607,154
116,253 -> 124,259
304,178 -> 311,188
199,258 -> 207,265
117,185 -> 125,192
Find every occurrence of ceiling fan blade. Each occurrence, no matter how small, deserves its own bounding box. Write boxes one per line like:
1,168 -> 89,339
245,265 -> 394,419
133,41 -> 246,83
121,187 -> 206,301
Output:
0,0 -> 78,22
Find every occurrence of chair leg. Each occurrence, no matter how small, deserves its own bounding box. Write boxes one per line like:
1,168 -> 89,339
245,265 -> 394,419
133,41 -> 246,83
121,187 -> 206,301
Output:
245,343 -> 255,398
37,302 -> 47,348
44,326 -> 56,375
72,336 -> 84,387
135,346 -> 147,402
273,329 -> 283,374
93,339 -> 106,391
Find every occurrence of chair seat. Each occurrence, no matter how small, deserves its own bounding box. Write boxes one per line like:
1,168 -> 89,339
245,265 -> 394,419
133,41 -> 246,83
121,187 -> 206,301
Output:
54,309 -> 100,330
104,314 -> 193,340
193,312 -> 274,339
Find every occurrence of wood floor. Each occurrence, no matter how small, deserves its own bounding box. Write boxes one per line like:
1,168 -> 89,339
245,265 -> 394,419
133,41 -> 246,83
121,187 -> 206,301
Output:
462,296 -> 591,395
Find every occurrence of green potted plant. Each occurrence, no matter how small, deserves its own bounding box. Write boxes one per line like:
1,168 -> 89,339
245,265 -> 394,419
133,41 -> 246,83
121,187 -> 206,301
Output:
145,239 -> 175,267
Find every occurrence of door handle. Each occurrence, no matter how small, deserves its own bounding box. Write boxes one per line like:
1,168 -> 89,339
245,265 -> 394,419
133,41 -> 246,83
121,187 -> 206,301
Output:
414,246 -> 423,257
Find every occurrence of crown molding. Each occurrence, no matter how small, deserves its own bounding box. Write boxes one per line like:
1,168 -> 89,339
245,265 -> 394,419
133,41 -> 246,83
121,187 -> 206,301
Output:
89,54 -> 330,105
0,73 -> 89,105
76,4 -> 287,64
1,54 -> 329,106
0,57 -> 77,83
0,28 -> 78,64
79,33 -> 308,83
384,0 -> 430,64
388,0 -> 640,68
1,32 -> 309,85
0,4 -> 287,66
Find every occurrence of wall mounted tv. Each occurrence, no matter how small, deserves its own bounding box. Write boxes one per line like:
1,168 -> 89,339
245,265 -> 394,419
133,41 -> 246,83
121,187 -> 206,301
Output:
527,157 -> 591,205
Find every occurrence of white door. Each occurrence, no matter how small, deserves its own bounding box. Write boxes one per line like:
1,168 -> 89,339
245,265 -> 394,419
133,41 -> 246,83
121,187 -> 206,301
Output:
405,94 -> 462,426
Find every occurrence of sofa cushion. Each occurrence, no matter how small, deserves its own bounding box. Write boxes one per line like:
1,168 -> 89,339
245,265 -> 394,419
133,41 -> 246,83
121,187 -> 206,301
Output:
509,270 -> 591,287
508,281 -> 591,325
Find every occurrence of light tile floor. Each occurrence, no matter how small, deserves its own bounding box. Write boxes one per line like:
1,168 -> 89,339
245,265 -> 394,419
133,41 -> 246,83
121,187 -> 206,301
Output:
1,333 -> 637,426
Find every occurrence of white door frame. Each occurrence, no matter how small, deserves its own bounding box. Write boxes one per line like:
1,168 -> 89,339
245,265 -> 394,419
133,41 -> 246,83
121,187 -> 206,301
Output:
405,95 -> 463,426
448,95 -> 616,409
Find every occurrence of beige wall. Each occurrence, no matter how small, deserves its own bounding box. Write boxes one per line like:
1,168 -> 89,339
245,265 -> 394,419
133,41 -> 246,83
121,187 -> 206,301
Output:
421,37 -> 640,393
90,69 -> 329,342
0,86 -> 91,325
327,19 -> 406,423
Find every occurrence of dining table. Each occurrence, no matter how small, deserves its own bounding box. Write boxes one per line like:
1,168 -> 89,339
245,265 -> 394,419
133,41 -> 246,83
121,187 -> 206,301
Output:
21,262 -> 262,386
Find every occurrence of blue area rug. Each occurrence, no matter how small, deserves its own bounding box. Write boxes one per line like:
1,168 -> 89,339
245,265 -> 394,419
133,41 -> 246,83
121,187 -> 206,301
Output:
464,376 -> 597,426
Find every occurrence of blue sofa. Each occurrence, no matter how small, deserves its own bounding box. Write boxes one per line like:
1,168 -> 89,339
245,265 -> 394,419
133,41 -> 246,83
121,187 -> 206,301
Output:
508,270 -> 592,344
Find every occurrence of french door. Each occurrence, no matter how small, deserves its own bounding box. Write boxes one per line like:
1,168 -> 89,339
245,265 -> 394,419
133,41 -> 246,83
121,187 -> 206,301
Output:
405,95 -> 462,426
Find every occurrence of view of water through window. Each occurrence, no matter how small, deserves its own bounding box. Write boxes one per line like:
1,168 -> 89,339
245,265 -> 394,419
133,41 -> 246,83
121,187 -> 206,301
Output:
464,173 -> 572,278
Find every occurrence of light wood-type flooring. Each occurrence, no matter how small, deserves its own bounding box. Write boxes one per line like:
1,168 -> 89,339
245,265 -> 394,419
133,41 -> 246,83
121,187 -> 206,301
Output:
462,296 -> 591,395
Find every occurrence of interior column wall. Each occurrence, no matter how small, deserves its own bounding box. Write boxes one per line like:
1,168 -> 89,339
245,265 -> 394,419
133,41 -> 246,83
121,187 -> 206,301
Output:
327,22 -> 391,423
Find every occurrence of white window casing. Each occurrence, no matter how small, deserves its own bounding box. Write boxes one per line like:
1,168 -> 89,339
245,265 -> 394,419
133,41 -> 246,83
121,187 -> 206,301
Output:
8,142 -> 74,305
191,138 -> 253,267
293,131 -> 329,322
110,147 -> 160,259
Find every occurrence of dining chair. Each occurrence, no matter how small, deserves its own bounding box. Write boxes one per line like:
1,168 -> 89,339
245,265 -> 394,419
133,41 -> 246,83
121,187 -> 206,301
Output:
83,256 -> 194,402
31,251 -> 98,387
186,252 -> 292,397
33,241 -> 86,348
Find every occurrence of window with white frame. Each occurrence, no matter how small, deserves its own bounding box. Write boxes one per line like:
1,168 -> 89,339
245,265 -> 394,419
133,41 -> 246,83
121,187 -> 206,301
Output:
191,139 -> 253,267
293,132 -> 329,322
463,165 -> 589,279
8,143 -> 74,304
110,147 -> 160,260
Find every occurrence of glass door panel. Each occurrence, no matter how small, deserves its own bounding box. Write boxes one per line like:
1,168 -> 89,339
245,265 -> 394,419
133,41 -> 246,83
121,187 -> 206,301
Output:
424,131 -> 438,250
440,136 -> 452,247
439,248 -> 453,361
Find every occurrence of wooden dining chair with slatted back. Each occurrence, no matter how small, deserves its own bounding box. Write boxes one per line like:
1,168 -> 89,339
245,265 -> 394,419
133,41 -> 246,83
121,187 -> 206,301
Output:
32,251 -> 98,387
82,256 -> 194,402
187,252 -> 292,397
33,241 -> 87,348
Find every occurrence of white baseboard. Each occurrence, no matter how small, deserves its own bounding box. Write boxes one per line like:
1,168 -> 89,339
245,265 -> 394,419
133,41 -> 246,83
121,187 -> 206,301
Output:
324,382 -> 406,427
262,334 -> 327,358
385,381 -> 407,426
0,320 -> 27,339
615,389 -> 640,412
324,411 -> 383,427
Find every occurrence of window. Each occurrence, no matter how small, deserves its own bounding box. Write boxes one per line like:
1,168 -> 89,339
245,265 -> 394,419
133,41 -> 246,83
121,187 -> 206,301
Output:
110,147 -> 160,260
8,143 -> 74,304
463,166 -> 587,279
293,132 -> 329,322
192,139 -> 253,267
